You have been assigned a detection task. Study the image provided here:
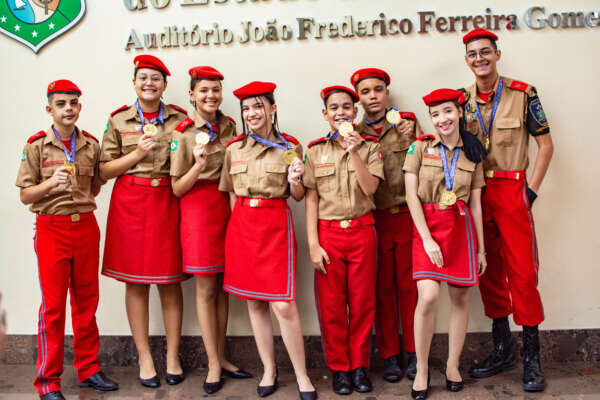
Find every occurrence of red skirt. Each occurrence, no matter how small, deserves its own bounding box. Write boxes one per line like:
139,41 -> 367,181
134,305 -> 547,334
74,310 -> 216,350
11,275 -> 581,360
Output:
180,180 -> 231,276
223,197 -> 296,301
102,175 -> 188,284
412,201 -> 478,286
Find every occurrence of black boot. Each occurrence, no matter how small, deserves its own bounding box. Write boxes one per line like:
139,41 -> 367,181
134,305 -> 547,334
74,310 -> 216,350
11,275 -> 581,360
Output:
522,326 -> 546,392
382,354 -> 403,382
406,352 -> 417,380
469,317 -> 517,378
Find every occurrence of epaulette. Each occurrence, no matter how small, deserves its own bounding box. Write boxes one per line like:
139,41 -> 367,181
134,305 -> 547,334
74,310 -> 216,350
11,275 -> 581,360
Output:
169,104 -> 188,115
417,134 -> 435,141
27,130 -> 46,143
227,134 -> 244,147
400,112 -> 416,120
509,80 -> 529,92
308,137 -> 327,148
175,118 -> 194,133
361,134 -> 378,143
111,105 -> 128,117
82,130 -> 99,142
281,133 -> 299,145
227,116 -> 237,125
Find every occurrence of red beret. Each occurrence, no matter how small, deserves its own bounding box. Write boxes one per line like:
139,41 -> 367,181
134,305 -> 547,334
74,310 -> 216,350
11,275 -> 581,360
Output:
350,68 -> 391,87
321,85 -> 359,103
233,81 -> 277,100
47,79 -> 81,96
134,54 -> 171,76
422,89 -> 465,106
462,28 -> 498,44
189,66 -> 224,80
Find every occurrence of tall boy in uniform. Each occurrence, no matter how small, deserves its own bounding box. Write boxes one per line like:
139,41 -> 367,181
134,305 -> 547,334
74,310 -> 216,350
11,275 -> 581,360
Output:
460,29 -> 554,392
16,80 -> 118,400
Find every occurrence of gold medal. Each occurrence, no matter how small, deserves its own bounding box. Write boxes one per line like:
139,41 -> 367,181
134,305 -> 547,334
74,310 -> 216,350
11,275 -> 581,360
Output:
440,190 -> 457,207
386,109 -> 402,125
484,136 -> 490,151
143,123 -> 157,136
195,132 -> 210,145
338,121 -> 354,137
282,149 -> 298,165
63,162 -> 76,177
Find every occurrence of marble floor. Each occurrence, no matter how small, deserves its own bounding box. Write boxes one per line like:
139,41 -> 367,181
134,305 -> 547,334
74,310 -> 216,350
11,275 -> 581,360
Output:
0,362 -> 599,399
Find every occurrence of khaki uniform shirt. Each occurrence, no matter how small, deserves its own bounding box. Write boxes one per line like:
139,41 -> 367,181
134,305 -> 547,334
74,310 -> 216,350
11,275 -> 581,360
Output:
100,103 -> 187,177
356,112 -> 423,209
463,76 -> 550,172
170,111 -> 237,180
303,135 -> 384,220
219,132 -> 303,199
403,134 -> 485,204
16,127 -> 104,215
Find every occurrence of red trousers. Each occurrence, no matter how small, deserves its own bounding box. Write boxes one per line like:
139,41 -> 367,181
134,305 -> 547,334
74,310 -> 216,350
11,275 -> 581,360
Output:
374,207 -> 417,357
479,175 -> 544,326
315,213 -> 377,371
34,213 -> 101,396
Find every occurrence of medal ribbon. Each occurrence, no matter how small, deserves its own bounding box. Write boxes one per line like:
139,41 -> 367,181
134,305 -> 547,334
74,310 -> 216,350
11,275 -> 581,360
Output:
198,120 -> 219,143
364,112 -> 386,126
51,125 -> 76,164
250,130 -> 291,150
135,99 -> 165,131
474,77 -> 503,141
438,144 -> 461,192
328,130 -> 340,141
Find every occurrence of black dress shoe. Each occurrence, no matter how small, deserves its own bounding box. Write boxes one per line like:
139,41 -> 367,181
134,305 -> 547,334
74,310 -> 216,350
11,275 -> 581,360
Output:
406,352 -> 417,380
203,378 -> 224,394
382,354 -> 404,383
411,373 -> 430,400
332,371 -> 353,395
446,378 -> 464,392
350,367 -> 372,393
40,391 -> 65,400
257,370 -> 278,398
297,384 -> 317,400
79,371 -> 119,391
139,375 -> 161,388
165,372 -> 185,385
222,368 -> 253,379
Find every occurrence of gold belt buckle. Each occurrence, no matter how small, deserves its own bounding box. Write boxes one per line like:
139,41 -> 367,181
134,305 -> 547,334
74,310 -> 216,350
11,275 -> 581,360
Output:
150,178 -> 160,187
340,220 -> 350,229
390,206 -> 400,215
70,214 -> 81,222
485,170 -> 494,178
249,199 -> 259,208
515,172 -> 520,180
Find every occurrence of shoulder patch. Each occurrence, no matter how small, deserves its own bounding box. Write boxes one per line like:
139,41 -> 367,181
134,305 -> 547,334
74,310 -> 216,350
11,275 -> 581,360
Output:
281,133 -> 299,145
111,105 -> 129,117
417,134 -> 435,141
175,118 -> 194,133
82,130 -> 99,142
227,116 -> 237,125
361,134 -> 378,143
227,134 -> 244,147
509,80 -> 529,92
400,112 -> 416,120
169,104 -> 188,115
308,137 -> 327,148
27,130 -> 46,143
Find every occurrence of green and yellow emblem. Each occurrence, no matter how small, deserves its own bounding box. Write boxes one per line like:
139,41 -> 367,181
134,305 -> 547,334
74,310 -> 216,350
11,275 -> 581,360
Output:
0,1 -> 86,53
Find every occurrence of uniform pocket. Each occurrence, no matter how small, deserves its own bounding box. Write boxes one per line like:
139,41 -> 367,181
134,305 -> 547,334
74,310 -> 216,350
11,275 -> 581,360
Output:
386,142 -> 410,193
264,162 -> 287,187
230,162 -> 248,190
314,165 -> 335,193
495,117 -> 520,147
205,146 -> 224,171
419,156 -> 443,182
454,160 -> 475,190
120,133 -> 141,154
72,165 -> 94,202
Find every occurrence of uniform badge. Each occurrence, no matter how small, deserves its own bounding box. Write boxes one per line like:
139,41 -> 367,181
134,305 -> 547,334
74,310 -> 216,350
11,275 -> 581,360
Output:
104,123 -> 109,134
170,140 -> 178,152
321,154 -> 328,162
529,98 -> 548,126
0,1 -> 86,54
21,151 -> 26,161
407,143 -> 416,155
377,150 -> 383,161
427,147 -> 436,155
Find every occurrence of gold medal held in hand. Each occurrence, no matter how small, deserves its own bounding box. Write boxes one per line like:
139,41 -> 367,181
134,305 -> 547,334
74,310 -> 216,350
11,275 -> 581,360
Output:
282,149 -> 298,165
338,121 -> 354,137
143,123 -> 157,136
63,162 -> 77,177
386,109 -> 402,125
440,190 -> 457,207
195,132 -> 210,145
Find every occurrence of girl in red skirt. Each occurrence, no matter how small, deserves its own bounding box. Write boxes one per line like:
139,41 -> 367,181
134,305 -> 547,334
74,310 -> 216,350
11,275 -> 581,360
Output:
403,89 -> 487,399
170,66 -> 251,394
99,55 -> 189,388
219,81 -> 316,400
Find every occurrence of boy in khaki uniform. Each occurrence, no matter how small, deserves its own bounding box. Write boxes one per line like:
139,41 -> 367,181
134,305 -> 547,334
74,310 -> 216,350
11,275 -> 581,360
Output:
16,80 -> 118,400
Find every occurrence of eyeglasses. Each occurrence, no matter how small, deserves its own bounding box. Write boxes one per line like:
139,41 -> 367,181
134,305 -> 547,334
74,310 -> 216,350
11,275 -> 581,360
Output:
465,47 -> 496,60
